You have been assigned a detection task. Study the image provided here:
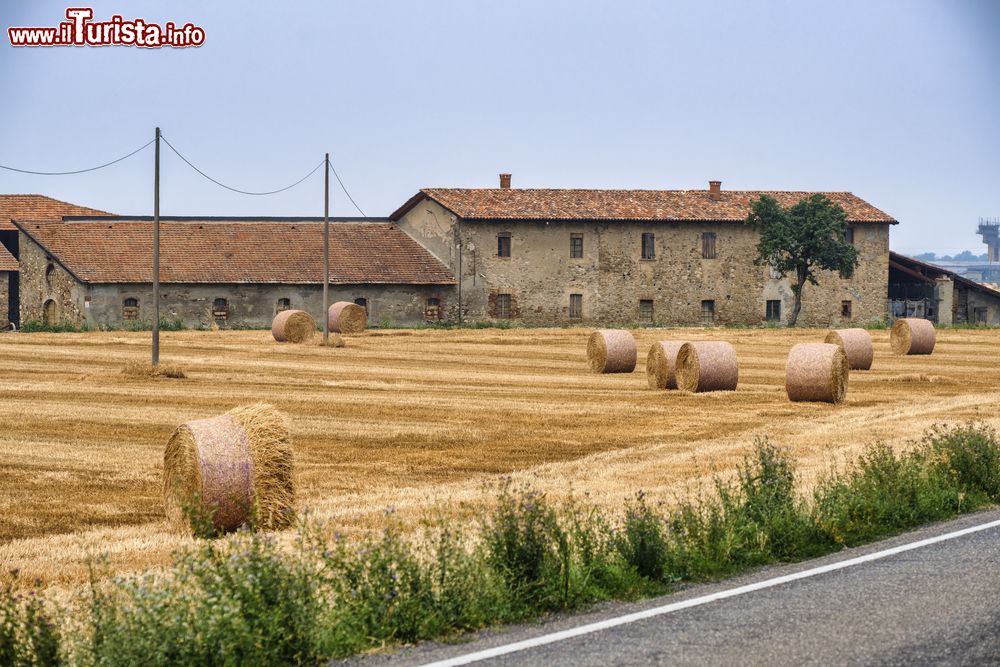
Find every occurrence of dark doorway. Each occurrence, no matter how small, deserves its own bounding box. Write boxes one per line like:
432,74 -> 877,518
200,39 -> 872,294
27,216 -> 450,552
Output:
8,272 -> 19,328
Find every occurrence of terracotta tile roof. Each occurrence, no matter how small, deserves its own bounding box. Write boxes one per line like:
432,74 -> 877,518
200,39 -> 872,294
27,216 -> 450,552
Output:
15,219 -> 455,285
391,188 -> 898,224
0,244 -> 15,271
0,194 -> 110,231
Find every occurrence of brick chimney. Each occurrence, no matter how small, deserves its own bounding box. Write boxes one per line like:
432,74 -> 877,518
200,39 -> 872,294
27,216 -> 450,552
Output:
708,180 -> 722,201
499,173 -> 512,189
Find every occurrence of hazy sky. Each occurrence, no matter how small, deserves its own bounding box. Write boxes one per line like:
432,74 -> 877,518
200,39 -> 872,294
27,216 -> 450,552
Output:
1,1 -> 997,254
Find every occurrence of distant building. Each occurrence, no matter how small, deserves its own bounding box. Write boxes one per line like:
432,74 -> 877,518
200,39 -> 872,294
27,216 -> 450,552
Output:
393,178 -> 896,326
889,251 -> 1000,324
0,195 -> 111,328
13,217 -> 455,329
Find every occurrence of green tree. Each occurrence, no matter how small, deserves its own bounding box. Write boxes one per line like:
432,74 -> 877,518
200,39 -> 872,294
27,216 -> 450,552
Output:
747,194 -> 859,326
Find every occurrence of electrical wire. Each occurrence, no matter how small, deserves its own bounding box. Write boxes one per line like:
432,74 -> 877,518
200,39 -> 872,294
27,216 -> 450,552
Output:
0,138 -> 155,175
328,160 -> 367,217
161,134 -> 324,196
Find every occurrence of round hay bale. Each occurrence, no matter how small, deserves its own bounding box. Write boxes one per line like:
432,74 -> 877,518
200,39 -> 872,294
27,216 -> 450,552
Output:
586,329 -> 637,373
786,343 -> 849,404
824,328 -> 873,370
675,341 -> 738,392
646,340 -> 687,389
163,404 -> 294,534
890,318 -> 936,355
271,309 -> 316,344
328,301 -> 368,334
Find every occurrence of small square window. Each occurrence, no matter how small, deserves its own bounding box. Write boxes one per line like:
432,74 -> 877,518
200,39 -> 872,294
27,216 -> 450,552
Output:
498,233 -> 512,258
569,293 -> 583,319
841,300 -> 852,318
701,300 -> 715,326
845,227 -> 855,245
122,297 -> 139,321
639,299 -> 654,323
570,234 -> 583,259
496,293 -> 512,319
702,232 -> 717,259
641,232 -> 655,260
766,299 -> 781,322
354,297 -> 368,314
426,297 -> 441,320
276,297 -> 291,314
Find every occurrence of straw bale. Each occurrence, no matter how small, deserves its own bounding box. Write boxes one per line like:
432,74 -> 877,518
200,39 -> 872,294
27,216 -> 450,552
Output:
890,318 -> 936,355
675,341 -> 739,392
646,340 -> 687,389
786,343 -> 849,403
586,329 -> 637,373
163,403 -> 294,534
328,301 -> 368,334
271,309 -> 316,344
824,328 -> 874,370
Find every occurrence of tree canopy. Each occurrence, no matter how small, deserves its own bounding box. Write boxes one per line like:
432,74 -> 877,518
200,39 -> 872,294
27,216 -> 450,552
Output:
746,194 -> 859,326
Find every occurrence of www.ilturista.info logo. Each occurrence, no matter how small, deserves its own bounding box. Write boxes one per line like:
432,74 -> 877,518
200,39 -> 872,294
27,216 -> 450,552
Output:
8,8 -> 205,48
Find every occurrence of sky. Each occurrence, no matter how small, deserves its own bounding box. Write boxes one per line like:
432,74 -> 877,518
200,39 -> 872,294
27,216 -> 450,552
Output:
1,0 -> 998,255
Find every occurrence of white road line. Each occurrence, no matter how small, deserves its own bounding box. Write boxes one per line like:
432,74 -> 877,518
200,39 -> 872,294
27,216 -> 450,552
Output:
418,517 -> 1000,667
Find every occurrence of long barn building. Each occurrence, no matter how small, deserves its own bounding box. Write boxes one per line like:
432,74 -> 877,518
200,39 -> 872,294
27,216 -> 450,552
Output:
0,179 -> 911,329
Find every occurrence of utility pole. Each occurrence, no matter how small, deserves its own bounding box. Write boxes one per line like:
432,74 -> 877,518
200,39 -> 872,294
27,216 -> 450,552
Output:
152,127 -> 161,366
323,152 -> 330,344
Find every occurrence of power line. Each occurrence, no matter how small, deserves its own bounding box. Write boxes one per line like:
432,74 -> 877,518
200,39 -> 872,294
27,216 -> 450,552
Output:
328,160 -> 366,217
0,138 -> 155,175
160,134 -> 324,196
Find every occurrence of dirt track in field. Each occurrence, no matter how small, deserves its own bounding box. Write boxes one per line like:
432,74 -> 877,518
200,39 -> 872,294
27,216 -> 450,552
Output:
1,326 -> 998,587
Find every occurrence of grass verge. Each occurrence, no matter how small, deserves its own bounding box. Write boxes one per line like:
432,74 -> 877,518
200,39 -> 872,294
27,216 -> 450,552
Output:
3,422 -> 999,665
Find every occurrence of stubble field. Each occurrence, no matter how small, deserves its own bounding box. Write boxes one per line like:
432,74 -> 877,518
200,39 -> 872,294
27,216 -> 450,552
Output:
1,326 -> 998,588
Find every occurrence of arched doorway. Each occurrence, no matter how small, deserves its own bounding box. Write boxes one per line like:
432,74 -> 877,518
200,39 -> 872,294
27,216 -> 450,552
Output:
42,299 -> 57,326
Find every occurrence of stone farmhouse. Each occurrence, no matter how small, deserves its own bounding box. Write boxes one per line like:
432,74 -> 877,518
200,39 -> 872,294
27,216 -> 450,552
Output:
10,217 -> 453,329
0,180 -> 908,329
392,178 -> 896,327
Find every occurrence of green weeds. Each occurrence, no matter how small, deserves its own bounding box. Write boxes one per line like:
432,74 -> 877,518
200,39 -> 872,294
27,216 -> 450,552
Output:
5,422 -> 1000,665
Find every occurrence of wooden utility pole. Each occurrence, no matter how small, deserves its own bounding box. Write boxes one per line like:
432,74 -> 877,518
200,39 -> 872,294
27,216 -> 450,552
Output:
323,152 -> 330,344
152,127 -> 161,366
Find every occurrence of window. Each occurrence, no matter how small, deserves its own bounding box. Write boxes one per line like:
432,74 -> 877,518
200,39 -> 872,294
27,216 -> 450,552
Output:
841,300 -> 852,318
122,297 -> 139,320
639,299 -> 654,323
974,307 -> 988,324
44,263 -> 55,287
276,298 -> 291,313
845,227 -> 855,245
497,233 -> 512,258
426,297 -> 441,320
212,298 -> 229,320
570,234 -> 583,259
702,232 -> 717,259
569,293 -> 583,319
766,299 -> 781,322
641,232 -> 655,260
496,293 -> 512,319
701,300 -> 715,326
354,297 -> 368,313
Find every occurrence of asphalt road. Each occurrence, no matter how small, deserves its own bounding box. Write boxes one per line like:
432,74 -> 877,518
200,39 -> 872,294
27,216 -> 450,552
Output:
342,508 -> 1000,667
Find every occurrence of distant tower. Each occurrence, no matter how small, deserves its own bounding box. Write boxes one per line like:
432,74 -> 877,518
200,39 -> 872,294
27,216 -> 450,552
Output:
977,217 -> 1000,263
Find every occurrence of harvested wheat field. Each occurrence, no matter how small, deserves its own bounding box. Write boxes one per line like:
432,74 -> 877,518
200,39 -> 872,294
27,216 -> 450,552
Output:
2,326 -> 1000,589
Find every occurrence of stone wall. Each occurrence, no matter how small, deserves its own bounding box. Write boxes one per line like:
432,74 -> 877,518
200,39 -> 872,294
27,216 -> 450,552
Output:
0,271 -> 8,328
85,282 -> 449,329
18,233 -> 87,327
398,199 -> 890,326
